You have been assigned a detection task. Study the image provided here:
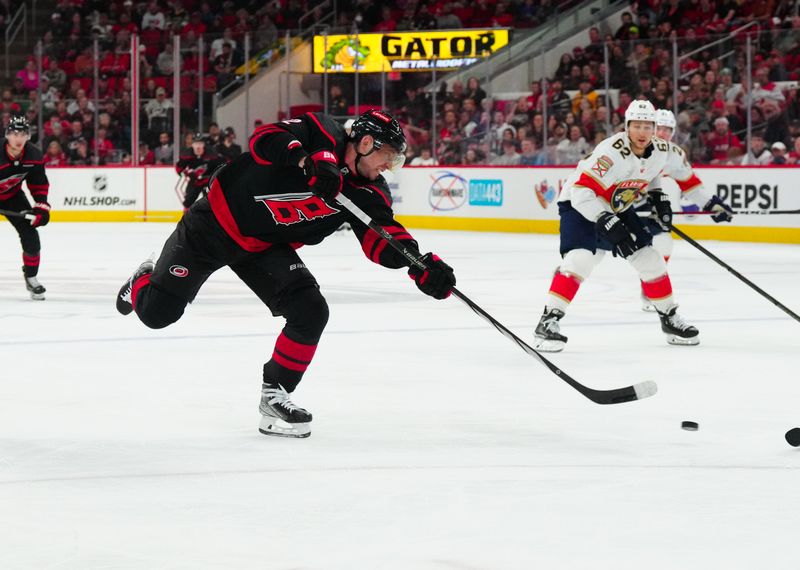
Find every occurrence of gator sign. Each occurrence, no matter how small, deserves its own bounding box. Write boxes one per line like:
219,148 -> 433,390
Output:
312,29 -> 510,73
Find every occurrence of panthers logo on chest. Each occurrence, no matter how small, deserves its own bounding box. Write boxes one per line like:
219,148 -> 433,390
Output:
610,179 -> 648,212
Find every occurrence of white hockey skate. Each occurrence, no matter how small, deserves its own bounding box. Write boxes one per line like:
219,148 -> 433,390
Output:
532,307 -> 567,352
24,276 -> 46,300
658,305 -> 700,346
259,383 -> 312,438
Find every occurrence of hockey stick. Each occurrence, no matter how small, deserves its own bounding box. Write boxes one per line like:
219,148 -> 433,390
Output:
670,224 -> 800,324
0,208 -> 35,221
673,209 -> 800,216
335,193 -> 657,405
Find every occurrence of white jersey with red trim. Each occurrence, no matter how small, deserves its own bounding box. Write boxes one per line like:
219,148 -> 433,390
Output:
633,141 -> 713,216
558,132 -> 671,222
657,141 -> 712,204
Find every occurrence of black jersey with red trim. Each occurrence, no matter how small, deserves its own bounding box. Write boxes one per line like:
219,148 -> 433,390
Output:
0,139 -> 49,203
175,152 -> 227,189
208,112 -> 416,268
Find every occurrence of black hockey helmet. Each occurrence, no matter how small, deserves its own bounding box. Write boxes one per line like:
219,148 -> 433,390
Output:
191,132 -> 206,144
6,115 -> 30,136
350,109 -> 407,155
349,109 -> 406,172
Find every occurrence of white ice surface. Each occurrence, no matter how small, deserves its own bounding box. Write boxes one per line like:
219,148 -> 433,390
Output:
1,222 -> 800,569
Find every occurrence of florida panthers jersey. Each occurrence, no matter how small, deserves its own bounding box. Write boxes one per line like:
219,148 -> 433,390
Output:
207,112 -> 417,269
558,132 -> 673,222
633,140 -> 713,216
0,139 -> 49,203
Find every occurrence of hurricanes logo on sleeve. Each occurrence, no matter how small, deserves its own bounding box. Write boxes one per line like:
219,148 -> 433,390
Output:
0,173 -> 27,195
254,193 -> 340,225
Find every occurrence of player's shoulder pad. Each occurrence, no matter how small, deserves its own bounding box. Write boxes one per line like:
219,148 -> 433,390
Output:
23,141 -> 45,162
306,112 -> 347,146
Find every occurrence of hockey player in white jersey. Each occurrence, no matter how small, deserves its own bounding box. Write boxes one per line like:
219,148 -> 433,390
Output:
636,109 -> 734,311
533,100 -> 732,351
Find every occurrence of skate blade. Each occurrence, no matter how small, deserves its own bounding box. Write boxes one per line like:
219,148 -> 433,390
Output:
258,415 -> 311,438
531,337 -> 566,352
666,334 -> 700,346
29,292 -> 45,301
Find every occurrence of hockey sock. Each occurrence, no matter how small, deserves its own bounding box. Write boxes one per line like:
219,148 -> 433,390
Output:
264,332 -> 319,392
546,271 -> 581,312
22,251 -> 40,278
130,273 -> 152,308
641,274 -> 674,312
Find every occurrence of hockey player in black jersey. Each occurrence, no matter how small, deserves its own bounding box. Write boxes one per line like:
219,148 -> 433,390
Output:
116,109 -> 456,438
175,133 -> 227,211
0,116 -> 51,300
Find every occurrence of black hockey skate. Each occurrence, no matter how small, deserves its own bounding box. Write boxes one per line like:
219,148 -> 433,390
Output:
532,307 -> 568,352
24,274 -> 46,301
657,305 -> 700,346
116,258 -> 155,315
259,382 -> 312,438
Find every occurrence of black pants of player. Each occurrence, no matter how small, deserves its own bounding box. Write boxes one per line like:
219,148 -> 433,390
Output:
132,199 -> 329,391
1,192 -> 41,277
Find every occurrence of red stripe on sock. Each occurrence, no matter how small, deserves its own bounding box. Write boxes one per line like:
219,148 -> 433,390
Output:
275,332 -> 318,363
22,254 -> 40,265
130,273 -> 152,307
549,272 -> 581,302
272,351 -> 308,372
642,275 -> 673,300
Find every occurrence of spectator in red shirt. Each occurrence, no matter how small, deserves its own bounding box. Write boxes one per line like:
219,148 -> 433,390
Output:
706,116 -> 742,163
92,128 -> 115,164
373,6 -> 397,31
45,141 -> 68,166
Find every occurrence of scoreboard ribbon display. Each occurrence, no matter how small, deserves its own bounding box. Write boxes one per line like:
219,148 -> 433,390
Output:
312,29 -> 510,73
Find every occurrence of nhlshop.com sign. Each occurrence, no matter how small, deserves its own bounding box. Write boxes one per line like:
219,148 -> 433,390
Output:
49,170 -> 140,210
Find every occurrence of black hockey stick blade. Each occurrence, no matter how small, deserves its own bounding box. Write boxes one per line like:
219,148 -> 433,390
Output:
451,286 -> 658,404
335,193 -> 657,405
0,207 -> 35,221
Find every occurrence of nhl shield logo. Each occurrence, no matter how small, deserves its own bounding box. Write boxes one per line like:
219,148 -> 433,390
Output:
93,175 -> 108,193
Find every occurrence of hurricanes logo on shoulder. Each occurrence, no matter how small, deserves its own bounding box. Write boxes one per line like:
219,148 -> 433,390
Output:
169,265 -> 189,277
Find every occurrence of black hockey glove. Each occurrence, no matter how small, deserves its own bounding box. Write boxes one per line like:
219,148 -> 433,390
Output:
303,150 -> 342,201
595,212 -> 637,258
27,202 -> 51,228
648,190 -> 672,231
703,195 -> 734,223
408,253 -> 456,300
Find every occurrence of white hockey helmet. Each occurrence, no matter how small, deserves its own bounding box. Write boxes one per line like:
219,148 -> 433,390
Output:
656,109 -> 676,129
624,100 -> 656,129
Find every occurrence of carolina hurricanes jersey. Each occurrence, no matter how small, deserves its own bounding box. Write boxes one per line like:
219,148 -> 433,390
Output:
175,152 -> 227,189
208,112 -> 417,268
558,132 -> 672,221
0,139 -> 49,203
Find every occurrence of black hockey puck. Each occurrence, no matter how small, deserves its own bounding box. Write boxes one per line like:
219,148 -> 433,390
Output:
681,421 -> 699,431
785,428 -> 800,447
